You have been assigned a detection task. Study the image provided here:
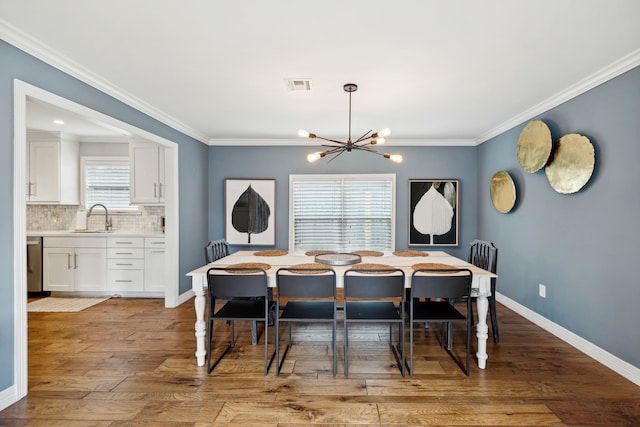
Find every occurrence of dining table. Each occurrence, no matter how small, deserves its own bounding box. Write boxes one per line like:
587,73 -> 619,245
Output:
186,249 -> 497,370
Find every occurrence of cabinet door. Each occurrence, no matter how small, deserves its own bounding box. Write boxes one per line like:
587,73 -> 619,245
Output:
130,143 -> 160,204
144,248 -> 166,292
28,141 -> 60,203
43,247 -> 74,291
75,248 -> 107,292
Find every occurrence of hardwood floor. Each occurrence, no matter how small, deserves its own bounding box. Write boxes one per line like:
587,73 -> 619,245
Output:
2,297 -> 639,426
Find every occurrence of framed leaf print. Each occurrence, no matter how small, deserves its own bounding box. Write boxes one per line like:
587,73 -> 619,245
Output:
225,179 -> 276,246
409,179 -> 459,246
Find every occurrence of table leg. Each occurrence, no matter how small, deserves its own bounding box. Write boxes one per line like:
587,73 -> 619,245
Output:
193,280 -> 207,367
475,294 -> 489,369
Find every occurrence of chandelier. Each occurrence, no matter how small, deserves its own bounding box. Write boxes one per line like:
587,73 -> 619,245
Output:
299,83 -> 403,163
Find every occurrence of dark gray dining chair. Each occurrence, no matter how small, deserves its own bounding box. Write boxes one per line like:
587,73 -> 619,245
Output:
205,267 -> 275,375
205,238 -> 261,345
450,240 -> 499,343
343,267 -> 406,376
275,267 -> 337,376
410,268 -> 473,376
204,239 -> 229,264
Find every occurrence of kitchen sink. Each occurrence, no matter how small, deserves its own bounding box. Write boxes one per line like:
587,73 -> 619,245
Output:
72,229 -> 114,233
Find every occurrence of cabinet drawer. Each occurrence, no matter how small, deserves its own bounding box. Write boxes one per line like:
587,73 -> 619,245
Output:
107,269 -> 144,292
145,237 -> 165,248
107,237 -> 144,248
108,259 -> 145,270
107,248 -> 144,258
44,236 -> 106,248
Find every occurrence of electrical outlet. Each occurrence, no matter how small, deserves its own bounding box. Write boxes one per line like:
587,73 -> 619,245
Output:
539,284 -> 546,298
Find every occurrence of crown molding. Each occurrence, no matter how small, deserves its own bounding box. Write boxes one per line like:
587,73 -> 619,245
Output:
477,48 -> 640,144
1,18 -> 209,144
207,138 -> 477,147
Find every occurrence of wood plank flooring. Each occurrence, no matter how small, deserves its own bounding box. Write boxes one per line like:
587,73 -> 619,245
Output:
1,297 -> 639,426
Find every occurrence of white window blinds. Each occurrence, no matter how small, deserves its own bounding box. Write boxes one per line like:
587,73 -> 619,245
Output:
82,157 -> 137,212
290,174 -> 395,252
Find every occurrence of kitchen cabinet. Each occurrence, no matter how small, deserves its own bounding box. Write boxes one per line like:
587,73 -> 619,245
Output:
144,237 -> 166,293
129,142 -> 165,204
107,237 -> 144,292
43,237 -> 106,292
26,130 -> 79,204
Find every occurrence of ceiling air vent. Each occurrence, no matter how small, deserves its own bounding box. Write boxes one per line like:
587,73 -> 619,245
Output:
285,78 -> 312,92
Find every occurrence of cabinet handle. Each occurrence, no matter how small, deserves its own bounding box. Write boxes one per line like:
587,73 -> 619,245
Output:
74,254 -> 78,269
116,263 -> 133,266
115,280 -> 132,283
115,252 -> 133,255
159,183 -> 163,198
67,254 -> 72,269
151,241 -> 164,245
115,242 -> 133,244
154,183 -> 157,198
26,182 -> 32,197
150,250 -> 165,254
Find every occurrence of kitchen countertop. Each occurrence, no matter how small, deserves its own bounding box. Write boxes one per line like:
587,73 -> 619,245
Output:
28,230 -> 165,237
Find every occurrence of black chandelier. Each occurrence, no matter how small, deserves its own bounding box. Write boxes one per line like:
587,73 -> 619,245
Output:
299,83 -> 402,163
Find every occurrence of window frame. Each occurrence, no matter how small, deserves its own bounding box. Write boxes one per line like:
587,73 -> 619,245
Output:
288,173 -> 396,252
80,156 -> 139,214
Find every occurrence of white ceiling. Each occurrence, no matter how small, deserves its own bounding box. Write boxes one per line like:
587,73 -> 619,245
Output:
2,0 -> 640,145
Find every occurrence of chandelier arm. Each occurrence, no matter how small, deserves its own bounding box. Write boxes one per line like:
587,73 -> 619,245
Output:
353,129 -> 374,143
327,149 -> 348,163
314,135 -> 348,145
353,145 -> 387,156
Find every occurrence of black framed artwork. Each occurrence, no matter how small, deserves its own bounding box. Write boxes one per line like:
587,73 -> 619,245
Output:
225,178 -> 276,246
409,179 -> 459,246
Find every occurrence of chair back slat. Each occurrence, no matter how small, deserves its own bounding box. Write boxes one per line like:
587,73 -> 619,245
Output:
206,267 -> 267,298
410,269 -> 473,299
276,268 -> 336,298
344,269 -> 405,299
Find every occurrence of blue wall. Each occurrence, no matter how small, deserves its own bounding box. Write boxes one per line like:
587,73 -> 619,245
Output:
208,145 -> 478,260
0,40 -> 209,391
477,66 -> 640,368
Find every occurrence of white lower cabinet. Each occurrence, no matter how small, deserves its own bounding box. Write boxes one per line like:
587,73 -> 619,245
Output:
144,237 -> 166,293
43,237 -> 107,292
42,235 -> 165,296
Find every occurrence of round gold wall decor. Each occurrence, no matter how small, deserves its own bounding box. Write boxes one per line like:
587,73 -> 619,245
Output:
516,120 -> 552,173
545,133 -> 595,194
490,170 -> 516,213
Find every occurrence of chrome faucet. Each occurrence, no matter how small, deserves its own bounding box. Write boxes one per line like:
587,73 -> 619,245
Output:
87,203 -> 113,231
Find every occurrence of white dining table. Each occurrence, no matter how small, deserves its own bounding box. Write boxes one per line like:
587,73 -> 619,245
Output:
187,250 -> 497,369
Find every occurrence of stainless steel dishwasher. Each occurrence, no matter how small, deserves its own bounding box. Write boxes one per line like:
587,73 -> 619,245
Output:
27,236 -> 49,296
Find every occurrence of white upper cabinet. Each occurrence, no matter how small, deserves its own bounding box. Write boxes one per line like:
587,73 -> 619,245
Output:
26,130 -> 79,204
129,142 -> 165,205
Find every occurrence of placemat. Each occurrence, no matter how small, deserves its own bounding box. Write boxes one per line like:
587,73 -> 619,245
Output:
288,263 -> 333,274
254,249 -> 288,256
393,250 -> 429,257
412,262 -> 457,272
349,263 -> 396,273
225,262 -> 271,273
305,250 -> 336,256
351,250 -> 384,257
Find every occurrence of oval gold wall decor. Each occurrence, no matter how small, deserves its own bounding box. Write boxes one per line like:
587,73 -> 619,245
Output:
490,170 -> 516,213
516,120 -> 552,173
545,133 -> 595,194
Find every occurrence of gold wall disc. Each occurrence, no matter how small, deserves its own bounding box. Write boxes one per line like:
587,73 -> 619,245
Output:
517,120 -> 552,173
490,170 -> 516,213
545,133 -> 595,194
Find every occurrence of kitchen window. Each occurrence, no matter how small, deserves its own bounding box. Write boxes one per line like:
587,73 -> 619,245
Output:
289,174 -> 395,252
81,157 -> 138,213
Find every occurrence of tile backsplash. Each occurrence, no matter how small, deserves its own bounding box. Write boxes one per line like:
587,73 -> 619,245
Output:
27,204 -> 165,233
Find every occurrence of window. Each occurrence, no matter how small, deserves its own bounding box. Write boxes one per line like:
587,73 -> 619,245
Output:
289,174 -> 395,252
81,157 -> 137,212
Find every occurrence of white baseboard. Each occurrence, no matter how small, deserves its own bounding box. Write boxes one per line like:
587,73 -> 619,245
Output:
0,384 -> 18,412
496,293 -> 640,387
176,289 -> 194,306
